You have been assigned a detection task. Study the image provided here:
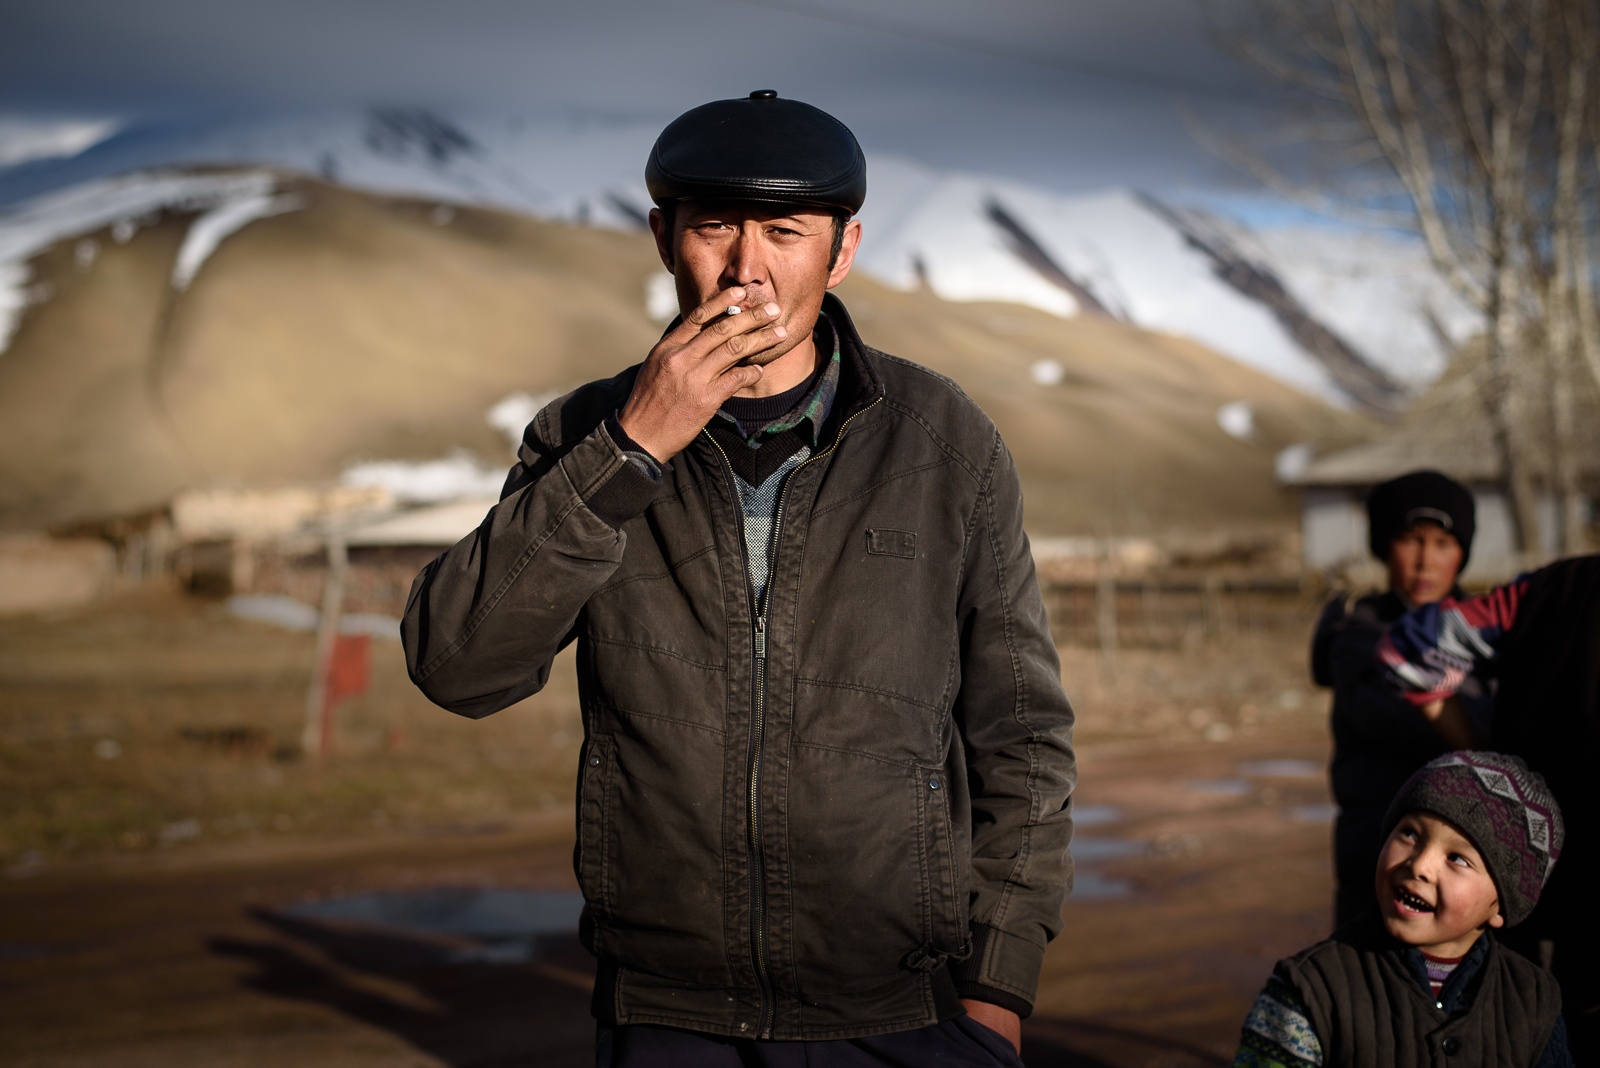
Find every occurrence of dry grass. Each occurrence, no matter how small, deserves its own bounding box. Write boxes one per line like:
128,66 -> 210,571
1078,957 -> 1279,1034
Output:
0,581 -> 1329,872
0,583 -> 586,865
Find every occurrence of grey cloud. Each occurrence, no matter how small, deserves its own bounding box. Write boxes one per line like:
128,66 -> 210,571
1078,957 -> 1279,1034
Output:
0,0 -> 1278,194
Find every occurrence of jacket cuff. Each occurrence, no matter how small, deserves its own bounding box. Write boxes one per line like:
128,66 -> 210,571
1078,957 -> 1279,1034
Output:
949,922 -> 1042,1018
584,417 -> 667,529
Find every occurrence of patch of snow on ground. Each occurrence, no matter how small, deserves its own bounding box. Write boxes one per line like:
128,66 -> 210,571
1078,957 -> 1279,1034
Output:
486,390 -> 563,451
341,451 -> 506,504
0,116 -> 120,167
228,594 -> 399,638
1274,443 -> 1315,482
645,271 -> 678,323
1030,359 -> 1065,386
1216,401 -> 1255,441
228,594 -> 319,631
339,613 -> 402,639
171,189 -> 307,290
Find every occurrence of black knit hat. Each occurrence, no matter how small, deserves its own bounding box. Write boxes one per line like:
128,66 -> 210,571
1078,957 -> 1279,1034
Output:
645,90 -> 867,214
1382,751 -> 1564,927
1366,470 -> 1476,567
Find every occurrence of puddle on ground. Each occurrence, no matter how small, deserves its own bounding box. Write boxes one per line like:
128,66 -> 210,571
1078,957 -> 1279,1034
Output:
1072,837 -> 1144,862
282,887 -> 585,964
1069,836 -> 1145,901
1073,803 -> 1124,828
1238,759 -> 1322,778
1071,871 -> 1134,901
1288,803 -> 1338,823
1187,778 -> 1253,797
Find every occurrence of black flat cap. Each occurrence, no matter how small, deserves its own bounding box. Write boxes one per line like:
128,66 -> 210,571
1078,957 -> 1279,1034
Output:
645,90 -> 866,214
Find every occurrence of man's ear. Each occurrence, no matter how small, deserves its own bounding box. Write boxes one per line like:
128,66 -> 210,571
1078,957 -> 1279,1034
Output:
648,208 -> 675,272
825,218 -> 862,289
1487,904 -> 1505,929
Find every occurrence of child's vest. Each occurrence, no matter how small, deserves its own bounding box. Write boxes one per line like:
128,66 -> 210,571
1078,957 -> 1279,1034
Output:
1282,926 -> 1561,1067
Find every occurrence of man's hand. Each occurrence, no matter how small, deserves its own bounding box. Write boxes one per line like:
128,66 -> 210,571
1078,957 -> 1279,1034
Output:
616,287 -> 787,462
961,998 -> 1022,1055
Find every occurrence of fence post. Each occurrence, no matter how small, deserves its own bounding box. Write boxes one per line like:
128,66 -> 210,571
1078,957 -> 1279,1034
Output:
302,532 -> 348,757
1096,540 -> 1118,679
1202,572 -> 1224,640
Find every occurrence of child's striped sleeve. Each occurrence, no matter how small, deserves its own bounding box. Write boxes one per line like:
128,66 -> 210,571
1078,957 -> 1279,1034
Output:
1234,971 -> 1323,1068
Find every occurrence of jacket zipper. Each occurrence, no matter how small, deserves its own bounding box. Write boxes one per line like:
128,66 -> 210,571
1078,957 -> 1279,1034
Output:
701,395 -> 881,1039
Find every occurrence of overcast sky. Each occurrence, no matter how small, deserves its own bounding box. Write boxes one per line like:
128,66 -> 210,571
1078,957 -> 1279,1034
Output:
0,0 -> 1285,197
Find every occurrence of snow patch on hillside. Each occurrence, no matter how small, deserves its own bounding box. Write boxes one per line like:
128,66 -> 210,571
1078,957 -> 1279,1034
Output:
857,158 -> 1344,401
171,189 -> 307,290
0,116 -> 120,167
0,169 -> 284,353
486,389 -> 564,450
340,452 -> 506,505
0,110 -> 1477,405
1212,221 -> 1476,388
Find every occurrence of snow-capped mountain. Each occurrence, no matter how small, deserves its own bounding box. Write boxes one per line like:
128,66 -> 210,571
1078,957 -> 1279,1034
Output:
0,107 -> 1475,412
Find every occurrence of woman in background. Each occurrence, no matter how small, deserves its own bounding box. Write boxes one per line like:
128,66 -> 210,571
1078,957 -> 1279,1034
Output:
1310,470 -> 1488,929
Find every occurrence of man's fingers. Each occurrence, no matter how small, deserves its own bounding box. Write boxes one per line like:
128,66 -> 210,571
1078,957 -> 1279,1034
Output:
717,362 -> 764,397
681,288 -> 748,330
689,303 -> 783,366
706,321 -> 788,371
702,300 -> 780,342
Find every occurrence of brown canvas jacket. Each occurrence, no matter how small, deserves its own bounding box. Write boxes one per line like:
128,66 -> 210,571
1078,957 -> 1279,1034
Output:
402,294 -> 1077,1040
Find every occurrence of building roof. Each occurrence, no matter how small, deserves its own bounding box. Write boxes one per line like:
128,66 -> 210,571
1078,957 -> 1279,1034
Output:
1286,353 -> 1600,489
342,497 -> 497,547
1291,435 -> 1500,487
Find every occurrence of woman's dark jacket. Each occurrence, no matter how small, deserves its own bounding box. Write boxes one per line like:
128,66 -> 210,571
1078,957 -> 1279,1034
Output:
1312,590 -> 1486,928
401,294 -> 1078,1041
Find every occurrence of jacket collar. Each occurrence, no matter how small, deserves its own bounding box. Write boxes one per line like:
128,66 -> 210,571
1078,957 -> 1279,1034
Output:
815,292 -> 885,445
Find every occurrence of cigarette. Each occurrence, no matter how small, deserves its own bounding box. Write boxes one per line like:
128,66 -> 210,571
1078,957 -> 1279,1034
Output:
725,305 -> 742,316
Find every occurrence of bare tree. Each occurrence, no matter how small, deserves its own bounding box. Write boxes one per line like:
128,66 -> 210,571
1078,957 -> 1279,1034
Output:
1214,0 -> 1600,556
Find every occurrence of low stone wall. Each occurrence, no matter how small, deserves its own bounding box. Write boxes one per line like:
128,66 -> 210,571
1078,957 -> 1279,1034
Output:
0,534 -> 117,615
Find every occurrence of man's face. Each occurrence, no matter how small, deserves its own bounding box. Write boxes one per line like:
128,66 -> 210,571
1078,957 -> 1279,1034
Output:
1375,812 -> 1504,958
1385,522 -> 1464,605
649,200 -> 861,367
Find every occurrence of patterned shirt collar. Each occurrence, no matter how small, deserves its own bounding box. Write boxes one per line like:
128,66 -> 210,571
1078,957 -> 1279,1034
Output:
713,313 -> 841,449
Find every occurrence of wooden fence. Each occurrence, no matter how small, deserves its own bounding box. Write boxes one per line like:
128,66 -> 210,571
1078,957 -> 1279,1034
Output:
1042,574 -> 1320,651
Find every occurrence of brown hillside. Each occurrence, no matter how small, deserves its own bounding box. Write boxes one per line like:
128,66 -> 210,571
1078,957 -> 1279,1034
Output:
0,173 -> 1366,535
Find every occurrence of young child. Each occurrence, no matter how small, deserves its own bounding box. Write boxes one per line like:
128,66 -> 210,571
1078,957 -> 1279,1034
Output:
1233,751 -> 1571,1067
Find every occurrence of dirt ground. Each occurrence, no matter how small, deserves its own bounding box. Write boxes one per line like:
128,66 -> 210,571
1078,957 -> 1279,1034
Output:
0,584 -> 1338,1067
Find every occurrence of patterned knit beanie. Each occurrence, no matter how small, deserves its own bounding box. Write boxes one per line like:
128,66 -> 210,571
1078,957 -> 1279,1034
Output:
1383,751 -> 1563,926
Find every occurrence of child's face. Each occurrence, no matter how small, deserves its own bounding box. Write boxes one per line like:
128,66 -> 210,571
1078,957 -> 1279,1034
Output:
1385,523 -> 1464,605
1375,812 -> 1504,958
